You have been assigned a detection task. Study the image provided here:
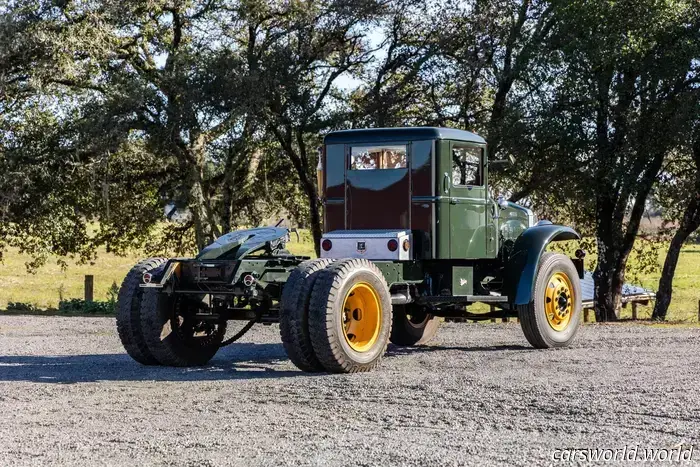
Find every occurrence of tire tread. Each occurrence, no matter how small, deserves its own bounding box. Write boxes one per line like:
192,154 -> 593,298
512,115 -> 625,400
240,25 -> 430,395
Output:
279,259 -> 333,372
519,252 -> 582,349
116,258 -> 166,365
308,258 -> 392,373
140,290 -> 226,367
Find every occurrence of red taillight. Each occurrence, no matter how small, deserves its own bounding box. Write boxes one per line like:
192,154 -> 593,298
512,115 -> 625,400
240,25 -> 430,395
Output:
143,272 -> 152,284
387,239 -> 398,252
322,239 -> 332,251
243,274 -> 256,287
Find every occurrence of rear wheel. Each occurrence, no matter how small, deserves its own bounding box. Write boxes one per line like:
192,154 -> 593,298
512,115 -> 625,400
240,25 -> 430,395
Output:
279,259 -> 333,372
308,259 -> 392,373
116,258 -> 166,365
140,292 -> 227,366
518,252 -> 582,348
390,304 -> 440,346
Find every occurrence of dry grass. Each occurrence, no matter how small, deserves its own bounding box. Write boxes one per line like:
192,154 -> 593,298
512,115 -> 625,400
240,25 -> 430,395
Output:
1,230 -> 697,323
0,230 -> 316,310
625,244 -> 700,323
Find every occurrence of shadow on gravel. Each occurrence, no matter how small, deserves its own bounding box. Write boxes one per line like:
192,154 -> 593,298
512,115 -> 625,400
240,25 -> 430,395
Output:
0,343 -> 307,383
386,343 -> 530,357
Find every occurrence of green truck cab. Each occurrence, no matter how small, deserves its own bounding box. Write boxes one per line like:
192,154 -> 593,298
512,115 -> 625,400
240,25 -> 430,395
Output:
320,127 -> 581,301
116,127 -> 584,374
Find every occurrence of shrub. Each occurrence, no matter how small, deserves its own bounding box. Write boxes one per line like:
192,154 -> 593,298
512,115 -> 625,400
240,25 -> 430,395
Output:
58,299 -> 116,315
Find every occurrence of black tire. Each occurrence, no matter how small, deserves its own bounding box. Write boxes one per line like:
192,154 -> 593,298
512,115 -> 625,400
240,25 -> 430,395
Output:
116,258 -> 166,365
140,291 -> 227,367
308,259 -> 392,373
390,304 -> 440,346
518,252 -> 582,348
279,259 -> 333,372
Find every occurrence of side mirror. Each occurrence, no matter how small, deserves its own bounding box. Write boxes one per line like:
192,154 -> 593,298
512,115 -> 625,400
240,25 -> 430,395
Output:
489,155 -> 516,167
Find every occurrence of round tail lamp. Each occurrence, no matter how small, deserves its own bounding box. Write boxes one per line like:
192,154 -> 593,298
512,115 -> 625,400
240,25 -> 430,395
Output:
387,239 -> 398,252
321,239 -> 333,251
243,274 -> 256,287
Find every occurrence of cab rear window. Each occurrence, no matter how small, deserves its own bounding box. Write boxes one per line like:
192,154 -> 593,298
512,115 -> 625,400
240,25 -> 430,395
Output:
350,145 -> 407,170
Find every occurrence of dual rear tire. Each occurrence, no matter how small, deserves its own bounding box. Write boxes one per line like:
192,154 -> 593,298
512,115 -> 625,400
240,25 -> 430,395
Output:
116,258 -> 226,367
280,258 -> 440,373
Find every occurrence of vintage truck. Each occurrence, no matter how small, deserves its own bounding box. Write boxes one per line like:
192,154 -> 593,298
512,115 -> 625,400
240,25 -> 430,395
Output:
117,127 -> 584,373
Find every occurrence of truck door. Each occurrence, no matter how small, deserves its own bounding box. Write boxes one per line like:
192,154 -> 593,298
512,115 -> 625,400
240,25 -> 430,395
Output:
448,142 -> 488,258
346,143 -> 410,230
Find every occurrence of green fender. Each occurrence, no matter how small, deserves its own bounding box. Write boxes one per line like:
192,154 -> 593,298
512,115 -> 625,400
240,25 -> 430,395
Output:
503,224 -> 580,305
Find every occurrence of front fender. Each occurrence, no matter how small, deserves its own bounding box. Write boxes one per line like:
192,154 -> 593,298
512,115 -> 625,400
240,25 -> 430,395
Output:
503,225 -> 580,305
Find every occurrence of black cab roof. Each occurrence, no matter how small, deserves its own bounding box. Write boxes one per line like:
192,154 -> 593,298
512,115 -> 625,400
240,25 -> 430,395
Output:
324,127 -> 486,145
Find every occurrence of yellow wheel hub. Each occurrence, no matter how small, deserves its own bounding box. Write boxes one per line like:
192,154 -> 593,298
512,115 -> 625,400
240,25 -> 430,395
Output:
544,272 -> 574,331
342,282 -> 381,352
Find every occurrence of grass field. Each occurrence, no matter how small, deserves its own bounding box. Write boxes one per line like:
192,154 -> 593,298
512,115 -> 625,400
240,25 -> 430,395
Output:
0,232 -> 697,322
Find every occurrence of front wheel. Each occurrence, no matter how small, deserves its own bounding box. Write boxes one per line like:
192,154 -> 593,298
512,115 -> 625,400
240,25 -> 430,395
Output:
518,252 -> 582,348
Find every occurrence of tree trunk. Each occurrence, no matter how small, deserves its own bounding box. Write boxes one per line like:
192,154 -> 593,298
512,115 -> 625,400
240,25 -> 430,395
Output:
593,245 -> 623,321
295,163 -> 323,258
271,126 -> 323,257
593,199 -> 639,321
653,136 -> 700,320
220,146 -> 261,234
652,201 -> 700,320
593,192 -> 622,321
221,183 -> 234,234
652,231 -> 686,320
189,176 -> 217,250
186,151 -> 219,250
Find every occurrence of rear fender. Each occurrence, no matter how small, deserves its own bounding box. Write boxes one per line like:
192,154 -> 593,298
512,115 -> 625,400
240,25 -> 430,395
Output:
503,225 -> 580,305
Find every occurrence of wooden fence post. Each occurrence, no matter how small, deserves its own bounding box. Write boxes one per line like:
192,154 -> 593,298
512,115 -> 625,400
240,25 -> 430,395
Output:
85,275 -> 94,303
583,308 -> 589,323
631,303 -> 638,320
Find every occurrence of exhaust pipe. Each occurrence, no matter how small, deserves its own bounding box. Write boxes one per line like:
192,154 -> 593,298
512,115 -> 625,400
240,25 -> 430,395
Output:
391,288 -> 413,305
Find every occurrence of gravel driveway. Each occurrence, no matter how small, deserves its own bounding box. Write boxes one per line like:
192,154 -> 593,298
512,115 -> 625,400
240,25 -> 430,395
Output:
1,315 -> 699,466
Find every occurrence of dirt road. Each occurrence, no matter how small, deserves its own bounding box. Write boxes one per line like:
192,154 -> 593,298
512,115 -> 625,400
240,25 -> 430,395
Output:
1,315 -> 699,466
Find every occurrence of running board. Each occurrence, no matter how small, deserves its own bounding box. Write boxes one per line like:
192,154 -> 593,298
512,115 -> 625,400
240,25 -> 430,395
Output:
417,295 -> 509,304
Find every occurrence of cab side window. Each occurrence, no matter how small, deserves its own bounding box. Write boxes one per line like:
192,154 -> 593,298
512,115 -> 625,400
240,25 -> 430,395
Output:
452,145 -> 482,186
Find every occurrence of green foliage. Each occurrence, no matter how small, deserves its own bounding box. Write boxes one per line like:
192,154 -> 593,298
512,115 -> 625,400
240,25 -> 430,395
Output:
57,298 -> 116,315
6,302 -> 43,313
1,0 -> 699,319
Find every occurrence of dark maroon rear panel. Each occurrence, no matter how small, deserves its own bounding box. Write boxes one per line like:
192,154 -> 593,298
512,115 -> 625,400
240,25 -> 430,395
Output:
324,202 -> 345,233
323,144 -> 346,233
325,144 -> 345,200
410,140 -> 434,257
346,169 -> 410,230
411,140 -> 432,197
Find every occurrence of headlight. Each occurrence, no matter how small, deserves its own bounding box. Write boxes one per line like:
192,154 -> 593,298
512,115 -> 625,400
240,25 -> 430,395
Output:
524,207 -> 537,227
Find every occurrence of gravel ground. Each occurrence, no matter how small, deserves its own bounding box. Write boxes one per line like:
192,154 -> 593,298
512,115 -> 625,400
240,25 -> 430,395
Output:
1,315 -> 699,466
